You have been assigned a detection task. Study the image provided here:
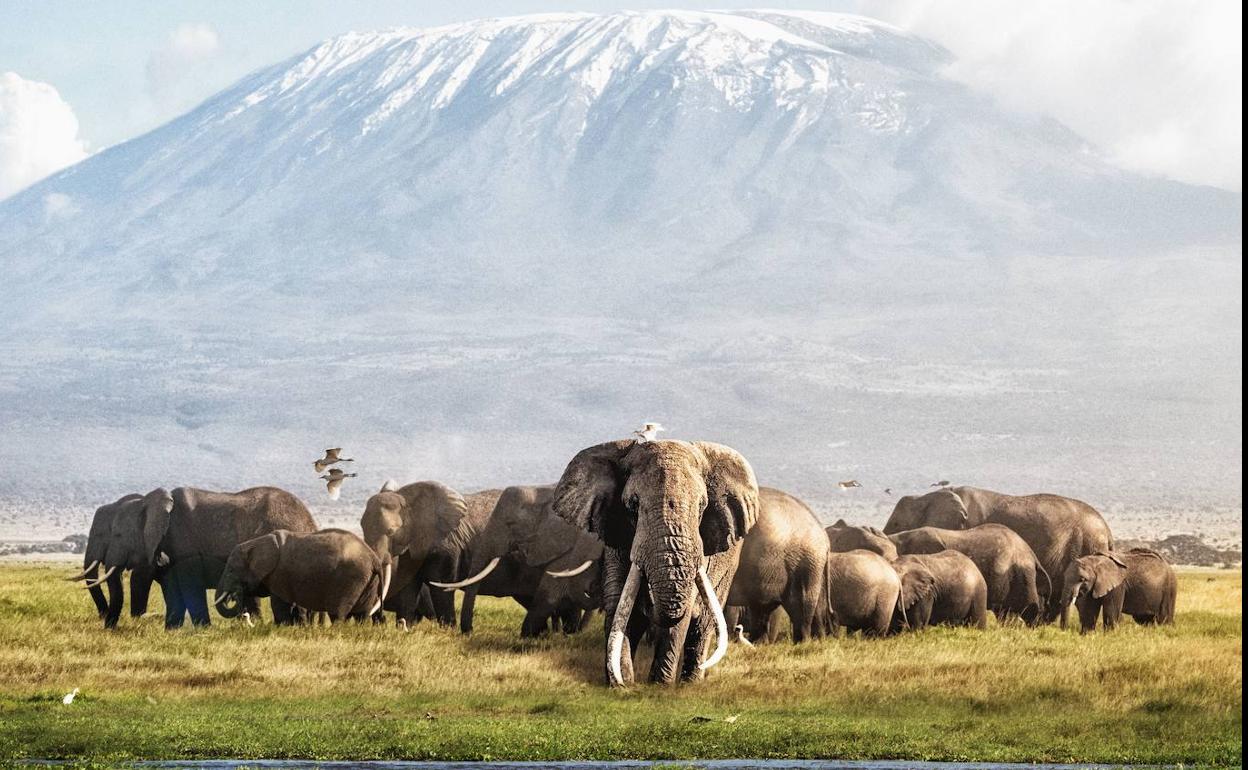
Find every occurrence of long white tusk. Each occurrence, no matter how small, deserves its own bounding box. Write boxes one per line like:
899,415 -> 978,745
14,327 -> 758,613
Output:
428,557 -> 499,591
368,598 -> 383,616
214,591 -> 234,607
608,562 -> 642,687
380,563 -> 392,602
547,559 -> 594,579
696,565 -> 729,672
82,565 -> 117,588
67,560 -> 100,581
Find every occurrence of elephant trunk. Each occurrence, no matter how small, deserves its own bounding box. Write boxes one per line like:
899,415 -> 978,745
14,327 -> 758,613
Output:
214,590 -> 243,618
639,530 -> 698,629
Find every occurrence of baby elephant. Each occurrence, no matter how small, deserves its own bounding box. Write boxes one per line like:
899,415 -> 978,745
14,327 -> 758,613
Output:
219,529 -> 385,622
892,551 -> 988,631
1061,548 -> 1176,633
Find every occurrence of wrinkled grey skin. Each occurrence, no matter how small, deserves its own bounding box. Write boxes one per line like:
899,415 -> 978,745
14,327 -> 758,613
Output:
95,486 -> 316,629
891,551 -> 988,631
726,488 -> 828,643
552,439 -> 759,685
823,550 -> 901,637
75,494 -> 158,628
220,529 -> 384,621
454,485 -> 603,637
826,520 -> 898,561
360,482 -> 502,627
889,524 -> 1050,624
1060,548 -> 1176,632
884,486 -> 1113,626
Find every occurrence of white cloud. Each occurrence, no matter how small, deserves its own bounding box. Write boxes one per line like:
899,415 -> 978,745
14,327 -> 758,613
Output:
146,22 -> 223,106
0,72 -> 89,200
862,0 -> 1243,191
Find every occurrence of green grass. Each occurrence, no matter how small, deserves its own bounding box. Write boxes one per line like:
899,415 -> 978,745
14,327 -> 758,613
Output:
0,564 -> 1240,765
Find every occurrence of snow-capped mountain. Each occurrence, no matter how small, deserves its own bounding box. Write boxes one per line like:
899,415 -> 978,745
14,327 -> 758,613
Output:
0,11 -> 1240,538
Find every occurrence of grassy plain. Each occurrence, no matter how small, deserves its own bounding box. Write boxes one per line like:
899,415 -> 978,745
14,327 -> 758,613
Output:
0,564 -> 1240,765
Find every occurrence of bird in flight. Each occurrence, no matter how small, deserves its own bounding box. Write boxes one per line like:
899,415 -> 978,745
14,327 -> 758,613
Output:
320,468 -> 358,500
838,480 -> 862,490
884,488 -> 893,496
313,448 -> 354,474
633,422 -> 665,443
930,480 -> 951,488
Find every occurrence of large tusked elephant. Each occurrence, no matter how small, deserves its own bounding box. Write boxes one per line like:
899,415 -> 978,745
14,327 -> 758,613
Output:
431,485 -> 603,637
70,493 -> 161,628
77,486 -> 317,628
884,486 -> 1113,625
360,480 -> 502,627
551,439 -> 759,686
889,524 -> 1050,624
726,488 -> 828,643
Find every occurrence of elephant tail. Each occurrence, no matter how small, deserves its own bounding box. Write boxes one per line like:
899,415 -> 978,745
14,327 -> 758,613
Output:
1035,560 -> 1053,605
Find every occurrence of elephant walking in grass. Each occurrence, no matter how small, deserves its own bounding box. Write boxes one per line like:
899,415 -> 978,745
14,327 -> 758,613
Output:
551,439 -> 759,686
889,524 -> 1050,624
70,486 -> 317,628
883,486 -> 1113,626
71,494 -> 159,628
891,551 -> 989,631
429,485 -> 603,637
360,481 -> 502,627
823,550 -> 901,637
726,488 -> 828,643
1059,548 -> 1176,632
218,529 -> 386,622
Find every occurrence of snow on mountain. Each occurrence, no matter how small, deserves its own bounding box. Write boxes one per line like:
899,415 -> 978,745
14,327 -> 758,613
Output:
0,10 -> 1240,538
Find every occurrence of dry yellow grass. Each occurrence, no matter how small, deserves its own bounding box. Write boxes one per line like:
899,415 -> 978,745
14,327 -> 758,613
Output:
0,565 -> 1240,764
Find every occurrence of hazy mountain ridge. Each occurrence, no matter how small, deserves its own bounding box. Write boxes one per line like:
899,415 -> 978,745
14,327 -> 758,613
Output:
0,11 -> 1240,535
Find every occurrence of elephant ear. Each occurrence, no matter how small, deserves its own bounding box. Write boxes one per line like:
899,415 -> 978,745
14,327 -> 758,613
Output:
399,481 -> 469,552
903,566 -> 938,608
142,488 -> 175,566
550,441 -> 632,547
1091,554 -> 1128,598
694,441 -> 760,556
242,531 -> 286,582
935,488 -> 969,524
519,513 -> 596,567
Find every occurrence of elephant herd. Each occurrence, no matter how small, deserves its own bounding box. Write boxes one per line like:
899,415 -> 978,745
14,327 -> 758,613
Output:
68,438 -> 1178,687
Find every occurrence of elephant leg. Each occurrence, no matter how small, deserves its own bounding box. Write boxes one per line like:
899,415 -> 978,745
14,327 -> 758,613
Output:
414,584 -> 435,623
162,574 -> 187,630
649,612 -> 693,684
271,596 -> 297,626
520,609 -> 549,638
429,583 -> 456,626
459,588 -> 477,634
103,570 -> 125,629
680,611 -> 714,682
129,571 -> 153,618
1101,588 -> 1125,631
1075,596 -> 1100,633
782,597 -> 814,643
185,585 -> 211,627
88,579 -> 109,620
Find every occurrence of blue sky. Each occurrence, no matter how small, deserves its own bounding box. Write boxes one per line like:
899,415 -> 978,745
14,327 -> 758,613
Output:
0,0 -> 1241,195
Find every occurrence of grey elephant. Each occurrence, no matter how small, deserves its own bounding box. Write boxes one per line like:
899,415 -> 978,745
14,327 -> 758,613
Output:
826,520 -> 898,561
359,480 -> 502,627
823,550 -> 901,637
217,529 -> 385,622
883,486 -> 1113,625
551,439 -> 759,686
889,524 -> 1050,624
73,486 -> 317,628
1059,548 -> 1176,632
725,488 -> 828,643
430,485 -> 603,637
69,493 -> 161,628
891,551 -> 988,630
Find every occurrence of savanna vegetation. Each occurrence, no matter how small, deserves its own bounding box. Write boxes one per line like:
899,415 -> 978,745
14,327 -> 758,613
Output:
0,563 -> 1240,765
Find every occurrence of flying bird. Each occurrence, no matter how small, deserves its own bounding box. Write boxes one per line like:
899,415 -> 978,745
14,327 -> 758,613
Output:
62,688 -> 80,705
884,488 -> 893,496
320,468 -> 358,500
633,422 -> 665,443
930,480 -> 951,488
313,448 -> 354,474
837,480 -> 862,490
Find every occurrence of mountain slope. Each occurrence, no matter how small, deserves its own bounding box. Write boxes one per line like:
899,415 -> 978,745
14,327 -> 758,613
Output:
0,11 -> 1240,534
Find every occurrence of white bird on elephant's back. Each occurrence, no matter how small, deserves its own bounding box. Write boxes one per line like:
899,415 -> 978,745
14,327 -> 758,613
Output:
633,422 -> 665,442
320,468 -> 357,500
